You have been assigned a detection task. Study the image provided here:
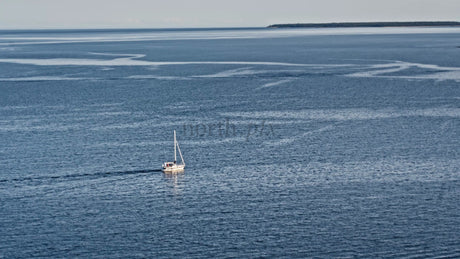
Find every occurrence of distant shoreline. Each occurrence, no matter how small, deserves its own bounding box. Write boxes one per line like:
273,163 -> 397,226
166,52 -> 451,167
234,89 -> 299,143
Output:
267,21 -> 460,28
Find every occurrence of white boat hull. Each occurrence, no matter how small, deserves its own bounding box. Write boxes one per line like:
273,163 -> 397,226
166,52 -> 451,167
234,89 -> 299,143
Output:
162,164 -> 185,173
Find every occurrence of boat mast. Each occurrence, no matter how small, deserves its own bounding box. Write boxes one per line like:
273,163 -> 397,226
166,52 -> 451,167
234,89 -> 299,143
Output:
174,130 -> 177,163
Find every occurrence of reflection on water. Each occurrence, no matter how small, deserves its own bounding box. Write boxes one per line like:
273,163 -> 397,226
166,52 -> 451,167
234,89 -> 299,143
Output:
163,172 -> 185,196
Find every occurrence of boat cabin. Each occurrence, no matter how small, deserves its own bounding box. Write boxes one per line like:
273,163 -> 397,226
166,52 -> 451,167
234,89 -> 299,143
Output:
163,161 -> 176,168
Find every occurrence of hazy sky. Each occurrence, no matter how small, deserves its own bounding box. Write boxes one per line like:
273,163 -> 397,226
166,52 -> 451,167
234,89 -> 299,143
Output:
1,0 -> 459,29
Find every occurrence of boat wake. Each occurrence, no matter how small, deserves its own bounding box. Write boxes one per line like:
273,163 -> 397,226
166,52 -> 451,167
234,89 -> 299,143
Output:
0,168 -> 162,184
0,52 -> 459,82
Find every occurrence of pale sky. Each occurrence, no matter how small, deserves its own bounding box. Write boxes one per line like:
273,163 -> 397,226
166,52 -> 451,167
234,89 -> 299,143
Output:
0,0 -> 459,29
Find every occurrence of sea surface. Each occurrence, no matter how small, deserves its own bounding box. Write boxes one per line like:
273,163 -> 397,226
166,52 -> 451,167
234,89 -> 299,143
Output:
1,27 -> 459,258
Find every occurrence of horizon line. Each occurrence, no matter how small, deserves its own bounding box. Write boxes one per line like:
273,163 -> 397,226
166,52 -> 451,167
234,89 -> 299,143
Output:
0,20 -> 459,32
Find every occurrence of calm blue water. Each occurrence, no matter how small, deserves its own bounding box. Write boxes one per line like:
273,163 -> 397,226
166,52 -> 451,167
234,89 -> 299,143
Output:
1,27 -> 459,258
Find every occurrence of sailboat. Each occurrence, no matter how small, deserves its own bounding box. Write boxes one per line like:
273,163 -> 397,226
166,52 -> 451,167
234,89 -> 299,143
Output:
162,130 -> 185,173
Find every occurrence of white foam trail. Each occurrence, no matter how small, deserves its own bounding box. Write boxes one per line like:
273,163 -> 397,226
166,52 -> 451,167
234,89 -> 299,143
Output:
0,110 -> 134,132
0,105 -> 36,110
260,107 -> 460,146
347,61 -> 460,81
193,68 -> 316,78
1,53 -> 458,82
248,158 -> 460,184
89,52 -> 145,58
347,62 -> 411,77
0,56 -> 323,67
88,137 -> 248,148
264,123 -> 338,146
88,140 -> 169,148
385,71 -> 460,82
0,52 -> 355,68
0,122 -> 80,132
221,108 -> 460,121
92,111 -> 131,116
257,79 -> 293,90
86,102 -> 124,107
0,76 -> 87,81
0,57 -> 152,66
128,75 -> 190,80
193,67 -> 256,78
